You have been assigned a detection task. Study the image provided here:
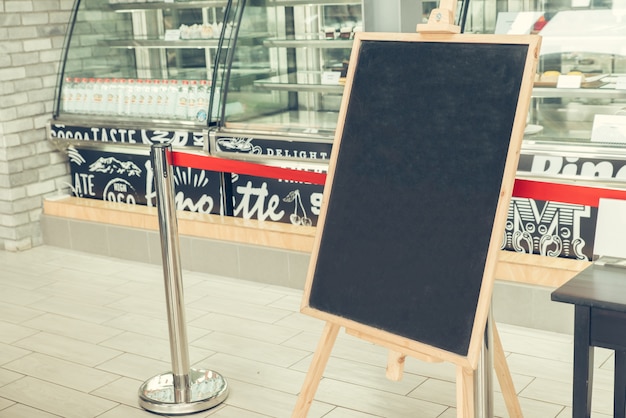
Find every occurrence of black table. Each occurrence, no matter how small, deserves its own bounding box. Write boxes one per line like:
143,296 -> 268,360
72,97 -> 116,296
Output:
552,264 -> 626,418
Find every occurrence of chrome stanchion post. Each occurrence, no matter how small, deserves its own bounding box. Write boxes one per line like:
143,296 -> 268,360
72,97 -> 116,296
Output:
474,302 -> 495,417
139,143 -> 228,415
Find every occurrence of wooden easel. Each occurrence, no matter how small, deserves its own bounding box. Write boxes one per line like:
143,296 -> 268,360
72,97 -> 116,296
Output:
292,310 -> 523,417
291,2 -> 540,416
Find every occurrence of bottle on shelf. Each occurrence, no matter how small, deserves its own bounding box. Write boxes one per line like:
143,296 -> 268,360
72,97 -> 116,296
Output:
118,78 -> 129,116
166,80 -> 179,118
146,79 -> 158,117
73,78 -> 86,114
83,78 -> 97,114
153,79 -> 164,118
136,79 -> 147,117
187,80 -> 199,121
126,78 -> 137,116
111,78 -> 122,116
103,78 -> 115,115
91,78 -> 104,115
176,80 -> 190,120
195,80 -> 210,122
61,77 -> 76,113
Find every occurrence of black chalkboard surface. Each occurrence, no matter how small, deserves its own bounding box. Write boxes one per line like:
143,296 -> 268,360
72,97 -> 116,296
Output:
302,33 -> 541,367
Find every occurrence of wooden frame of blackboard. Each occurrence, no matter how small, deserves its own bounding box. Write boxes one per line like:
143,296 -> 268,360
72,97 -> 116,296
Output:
295,31 -> 540,417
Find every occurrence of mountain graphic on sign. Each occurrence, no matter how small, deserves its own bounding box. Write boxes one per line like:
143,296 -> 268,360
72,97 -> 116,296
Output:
89,157 -> 142,177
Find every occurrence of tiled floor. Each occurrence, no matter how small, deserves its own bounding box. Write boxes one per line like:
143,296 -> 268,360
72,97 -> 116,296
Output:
0,246 -> 616,417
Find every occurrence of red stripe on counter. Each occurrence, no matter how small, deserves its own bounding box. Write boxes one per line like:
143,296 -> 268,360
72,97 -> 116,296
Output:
513,179 -> 626,207
172,151 -> 626,206
170,151 -> 328,185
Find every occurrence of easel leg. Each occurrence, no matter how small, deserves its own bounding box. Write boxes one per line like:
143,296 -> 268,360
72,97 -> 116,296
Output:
457,366 -> 475,418
292,322 -> 340,418
386,350 -> 406,381
492,321 -> 524,417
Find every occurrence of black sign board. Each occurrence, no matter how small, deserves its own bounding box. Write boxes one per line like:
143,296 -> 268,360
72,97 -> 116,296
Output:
302,32 -> 541,367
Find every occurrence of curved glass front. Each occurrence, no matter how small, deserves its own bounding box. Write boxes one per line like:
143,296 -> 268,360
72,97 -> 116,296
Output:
212,0 -> 363,139
54,0 -> 241,127
455,0 -> 626,154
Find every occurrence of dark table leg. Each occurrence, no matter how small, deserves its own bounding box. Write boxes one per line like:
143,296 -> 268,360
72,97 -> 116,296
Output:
573,305 -> 594,418
615,350 -> 626,418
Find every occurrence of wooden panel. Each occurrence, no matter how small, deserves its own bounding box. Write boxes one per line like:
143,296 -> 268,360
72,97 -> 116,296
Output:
43,196 -> 316,252
496,251 -> 591,287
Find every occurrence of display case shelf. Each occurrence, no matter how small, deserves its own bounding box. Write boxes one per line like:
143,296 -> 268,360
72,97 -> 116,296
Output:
263,37 -> 354,48
254,73 -> 344,92
105,38 -> 222,48
267,0 -> 358,6
104,33 -> 269,49
532,86 -> 626,100
107,1 -> 230,12
223,109 -> 339,137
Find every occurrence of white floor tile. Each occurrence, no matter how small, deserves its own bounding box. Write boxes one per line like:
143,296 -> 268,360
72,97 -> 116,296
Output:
0,300 -> 45,324
0,342 -> 30,366
3,352 -> 120,393
94,404 -> 157,418
188,312 -> 303,345
316,378 -> 447,417
90,376 -> 146,409
21,313 -> 123,344
0,321 -> 38,345
203,404 -> 274,417
96,353 -> 170,382
193,332 -> 310,368
0,376 -> 117,418
14,332 -> 122,367
0,403 -> 61,418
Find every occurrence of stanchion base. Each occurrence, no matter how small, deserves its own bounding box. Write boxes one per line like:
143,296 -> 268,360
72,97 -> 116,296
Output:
139,368 -> 228,415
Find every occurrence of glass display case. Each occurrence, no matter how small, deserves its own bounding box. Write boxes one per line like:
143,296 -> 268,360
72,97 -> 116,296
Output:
54,0 -> 626,252
48,0 -> 246,215
208,0 -> 421,226
462,1 -> 626,152
211,0 -> 364,157
50,0 -> 415,223
456,0 -> 626,260
208,0 -> 365,226
210,0 -> 422,162
54,0 -> 244,127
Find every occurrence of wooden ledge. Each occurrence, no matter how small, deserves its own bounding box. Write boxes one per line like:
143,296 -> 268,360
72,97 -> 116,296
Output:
43,196 -> 591,286
495,250 -> 591,288
43,196 -> 316,253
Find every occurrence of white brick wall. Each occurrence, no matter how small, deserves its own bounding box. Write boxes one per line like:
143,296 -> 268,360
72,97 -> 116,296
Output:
0,1 -> 73,251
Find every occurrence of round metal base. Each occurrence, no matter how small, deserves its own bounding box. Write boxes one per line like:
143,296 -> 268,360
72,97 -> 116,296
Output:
139,368 -> 228,415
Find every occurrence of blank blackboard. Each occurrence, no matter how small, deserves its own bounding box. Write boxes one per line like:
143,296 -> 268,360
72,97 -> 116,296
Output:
302,33 -> 540,365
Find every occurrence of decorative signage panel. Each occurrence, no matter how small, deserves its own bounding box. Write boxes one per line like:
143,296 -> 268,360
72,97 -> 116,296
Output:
51,123 -> 205,147
214,136 -> 332,161
68,146 -> 223,215
230,173 -> 324,226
